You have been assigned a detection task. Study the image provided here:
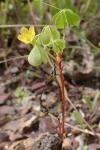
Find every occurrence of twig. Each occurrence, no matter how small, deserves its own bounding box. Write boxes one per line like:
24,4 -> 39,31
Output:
0,24 -> 54,28
0,74 -> 23,88
65,122 -> 100,137
0,55 -> 27,64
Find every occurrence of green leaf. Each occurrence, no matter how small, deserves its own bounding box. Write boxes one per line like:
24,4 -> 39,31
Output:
65,9 -> 80,26
28,46 -> 42,67
53,39 -> 65,53
53,9 -> 80,29
53,9 -> 66,29
83,96 -> 92,110
72,110 -> 85,127
39,47 -> 48,64
40,26 -> 60,45
28,46 -> 49,67
39,26 -> 65,53
31,35 -> 40,45
50,27 -> 60,39
92,90 -> 100,111
15,87 -> 28,99
40,26 -> 51,45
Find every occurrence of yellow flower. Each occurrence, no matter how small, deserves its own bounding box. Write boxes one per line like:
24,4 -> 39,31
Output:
17,26 -> 35,44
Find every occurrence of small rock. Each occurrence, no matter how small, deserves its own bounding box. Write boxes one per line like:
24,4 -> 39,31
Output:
75,135 -> 84,150
62,138 -> 72,150
0,142 -> 9,150
32,101 -> 41,112
10,67 -> 19,74
41,94 -> 47,101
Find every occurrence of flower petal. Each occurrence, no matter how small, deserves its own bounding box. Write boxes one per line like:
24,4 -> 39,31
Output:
20,27 -> 28,34
29,26 -> 35,36
17,34 -> 23,41
17,34 -> 30,44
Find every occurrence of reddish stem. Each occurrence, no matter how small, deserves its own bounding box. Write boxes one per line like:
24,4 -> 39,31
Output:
56,54 -> 65,136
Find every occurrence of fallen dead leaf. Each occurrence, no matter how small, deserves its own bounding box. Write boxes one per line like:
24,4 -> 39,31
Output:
0,132 -> 9,142
39,116 -> 57,134
0,93 -> 9,105
31,81 -> 46,91
0,106 -> 15,116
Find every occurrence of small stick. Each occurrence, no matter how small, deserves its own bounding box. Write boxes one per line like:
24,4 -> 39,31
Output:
56,53 -> 65,136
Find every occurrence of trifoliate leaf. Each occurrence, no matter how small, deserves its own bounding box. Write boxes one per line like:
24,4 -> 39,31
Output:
53,9 -> 80,29
40,26 -> 60,45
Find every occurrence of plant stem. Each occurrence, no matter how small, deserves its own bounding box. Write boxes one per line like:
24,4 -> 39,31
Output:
56,54 -> 65,136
